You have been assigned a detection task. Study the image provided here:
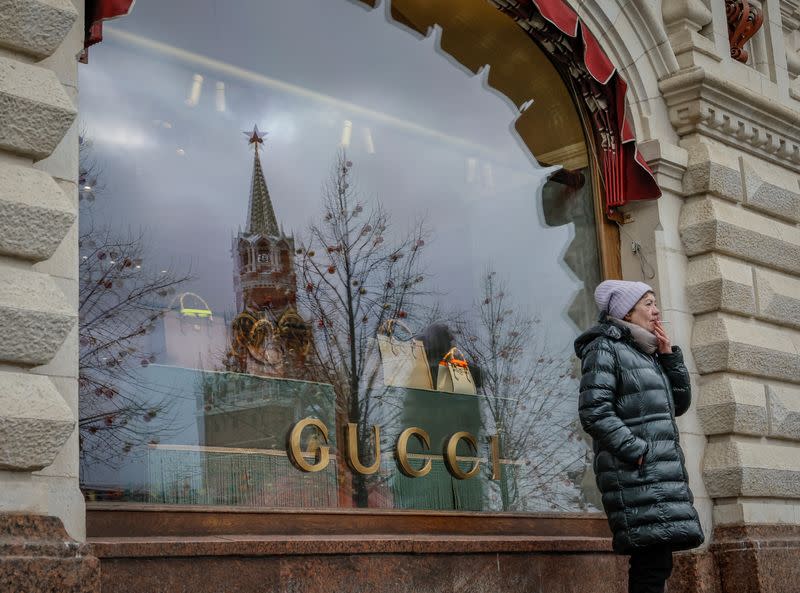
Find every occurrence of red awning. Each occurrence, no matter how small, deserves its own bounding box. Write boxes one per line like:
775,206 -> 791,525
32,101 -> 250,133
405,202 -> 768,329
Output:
500,0 -> 661,209
82,0 -> 135,62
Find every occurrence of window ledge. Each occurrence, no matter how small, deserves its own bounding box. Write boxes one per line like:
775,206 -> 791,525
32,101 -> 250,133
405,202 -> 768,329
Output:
86,503 -> 609,541
89,533 -> 613,558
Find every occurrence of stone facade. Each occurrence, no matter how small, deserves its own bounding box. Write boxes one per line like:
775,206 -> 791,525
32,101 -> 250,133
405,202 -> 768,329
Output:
0,0 -> 96,591
1,0 -> 800,592
600,1 -> 800,590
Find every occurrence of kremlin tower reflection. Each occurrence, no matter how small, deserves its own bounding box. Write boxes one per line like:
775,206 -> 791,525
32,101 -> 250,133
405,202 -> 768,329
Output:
105,127 -> 337,509
225,126 -> 312,379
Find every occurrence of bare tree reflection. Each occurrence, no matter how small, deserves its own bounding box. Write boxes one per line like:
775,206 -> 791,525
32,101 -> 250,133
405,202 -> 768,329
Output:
78,135 -> 191,476
454,268 -> 588,511
297,151 -> 430,507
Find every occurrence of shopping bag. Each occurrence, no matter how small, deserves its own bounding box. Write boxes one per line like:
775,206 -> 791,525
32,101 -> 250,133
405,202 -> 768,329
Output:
377,319 -> 433,390
436,348 -> 476,394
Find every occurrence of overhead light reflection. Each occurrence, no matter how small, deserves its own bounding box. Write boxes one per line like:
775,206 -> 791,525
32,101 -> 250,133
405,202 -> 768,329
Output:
482,162 -> 494,189
340,120 -> 352,148
215,81 -> 226,112
466,158 -> 477,183
185,73 -> 203,107
364,127 -> 375,154
103,27 -> 498,157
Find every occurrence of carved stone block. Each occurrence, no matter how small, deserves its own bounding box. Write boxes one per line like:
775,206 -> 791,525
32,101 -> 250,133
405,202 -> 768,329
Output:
0,56 -> 76,160
0,266 -> 75,365
767,384 -> 800,441
680,197 -> 800,276
697,373 -> 768,436
0,372 -> 73,471
741,158 -> 800,223
683,160 -> 743,202
755,267 -> 800,330
0,0 -> 78,59
0,163 -> 75,261
691,313 -> 800,383
686,253 -> 755,315
704,438 -> 800,498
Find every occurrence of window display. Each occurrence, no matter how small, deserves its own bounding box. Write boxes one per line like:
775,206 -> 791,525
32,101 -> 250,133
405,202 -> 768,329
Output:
376,320 -> 433,390
79,0 -> 606,514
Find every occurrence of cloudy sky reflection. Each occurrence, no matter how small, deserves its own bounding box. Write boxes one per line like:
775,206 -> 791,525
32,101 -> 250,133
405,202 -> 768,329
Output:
79,0 -> 590,339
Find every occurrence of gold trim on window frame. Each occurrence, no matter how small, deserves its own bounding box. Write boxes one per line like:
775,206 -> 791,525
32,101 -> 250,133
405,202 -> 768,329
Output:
82,1 -> 626,537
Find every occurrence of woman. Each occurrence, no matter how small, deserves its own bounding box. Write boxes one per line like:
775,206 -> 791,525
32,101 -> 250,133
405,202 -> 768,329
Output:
574,280 -> 704,593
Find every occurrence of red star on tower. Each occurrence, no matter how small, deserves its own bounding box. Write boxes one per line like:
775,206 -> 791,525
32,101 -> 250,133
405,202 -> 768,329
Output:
243,125 -> 267,151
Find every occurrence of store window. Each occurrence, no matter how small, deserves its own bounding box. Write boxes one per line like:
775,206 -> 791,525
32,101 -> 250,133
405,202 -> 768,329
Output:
79,0 -> 608,514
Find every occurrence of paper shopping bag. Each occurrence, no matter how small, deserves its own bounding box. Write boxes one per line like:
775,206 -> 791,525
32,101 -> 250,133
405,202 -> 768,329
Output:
436,348 -> 476,395
377,319 -> 433,390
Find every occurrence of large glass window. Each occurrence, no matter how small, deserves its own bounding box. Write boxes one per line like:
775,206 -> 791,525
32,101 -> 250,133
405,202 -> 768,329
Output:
79,0 -> 604,514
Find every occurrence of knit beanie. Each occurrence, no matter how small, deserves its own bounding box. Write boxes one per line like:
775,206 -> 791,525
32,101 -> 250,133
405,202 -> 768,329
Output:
594,280 -> 654,319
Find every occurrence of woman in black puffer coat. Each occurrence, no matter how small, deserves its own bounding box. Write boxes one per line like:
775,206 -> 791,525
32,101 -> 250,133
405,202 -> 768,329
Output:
574,280 -> 704,593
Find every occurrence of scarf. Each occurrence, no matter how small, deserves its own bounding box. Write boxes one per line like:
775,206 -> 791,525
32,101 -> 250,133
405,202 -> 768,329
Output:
609,317 -> 658,355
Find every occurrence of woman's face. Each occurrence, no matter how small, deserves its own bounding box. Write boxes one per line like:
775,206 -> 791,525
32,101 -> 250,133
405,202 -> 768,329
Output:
624,291 -> 660,332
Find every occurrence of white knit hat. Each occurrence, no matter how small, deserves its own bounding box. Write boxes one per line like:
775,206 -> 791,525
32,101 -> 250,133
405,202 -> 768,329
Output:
594,280 -> 654,319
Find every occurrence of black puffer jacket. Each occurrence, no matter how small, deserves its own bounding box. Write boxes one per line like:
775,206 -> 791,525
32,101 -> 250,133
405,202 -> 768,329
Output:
574,319 -> 704,554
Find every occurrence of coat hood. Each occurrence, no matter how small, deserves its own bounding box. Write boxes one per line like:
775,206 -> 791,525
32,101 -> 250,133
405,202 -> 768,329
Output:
573,316 -> 631,359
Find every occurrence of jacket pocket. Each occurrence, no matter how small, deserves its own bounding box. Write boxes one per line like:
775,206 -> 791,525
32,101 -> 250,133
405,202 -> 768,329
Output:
636,442 -> 649,477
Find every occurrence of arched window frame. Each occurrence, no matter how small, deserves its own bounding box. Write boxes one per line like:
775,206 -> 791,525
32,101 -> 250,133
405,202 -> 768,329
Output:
84,0 -> 661,540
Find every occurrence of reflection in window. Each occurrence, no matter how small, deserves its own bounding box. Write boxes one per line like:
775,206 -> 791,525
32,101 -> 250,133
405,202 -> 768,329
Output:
79,0 -> 603,513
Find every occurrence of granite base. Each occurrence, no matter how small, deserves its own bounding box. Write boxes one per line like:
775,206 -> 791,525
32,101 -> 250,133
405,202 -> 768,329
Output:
90,535 -> 722,593
712,525 -> 800,593
82,508 -> 800,593
0,513 -> 100,593
97,547 -> 627,593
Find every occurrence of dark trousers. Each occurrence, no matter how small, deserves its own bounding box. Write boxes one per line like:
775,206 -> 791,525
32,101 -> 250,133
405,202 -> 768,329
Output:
628,545 -> 673,593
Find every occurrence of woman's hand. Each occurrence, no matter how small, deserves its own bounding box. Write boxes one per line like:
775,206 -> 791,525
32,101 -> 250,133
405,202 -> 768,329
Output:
653,320 -> 672,354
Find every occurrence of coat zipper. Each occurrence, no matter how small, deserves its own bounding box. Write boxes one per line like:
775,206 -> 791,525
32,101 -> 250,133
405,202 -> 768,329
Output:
653,353 -> 690,484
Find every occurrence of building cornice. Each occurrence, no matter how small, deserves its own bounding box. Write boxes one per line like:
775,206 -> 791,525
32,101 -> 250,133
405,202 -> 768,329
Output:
781,0 -> 800,32
636,139 -> 688,195
659,66 -> 800,172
